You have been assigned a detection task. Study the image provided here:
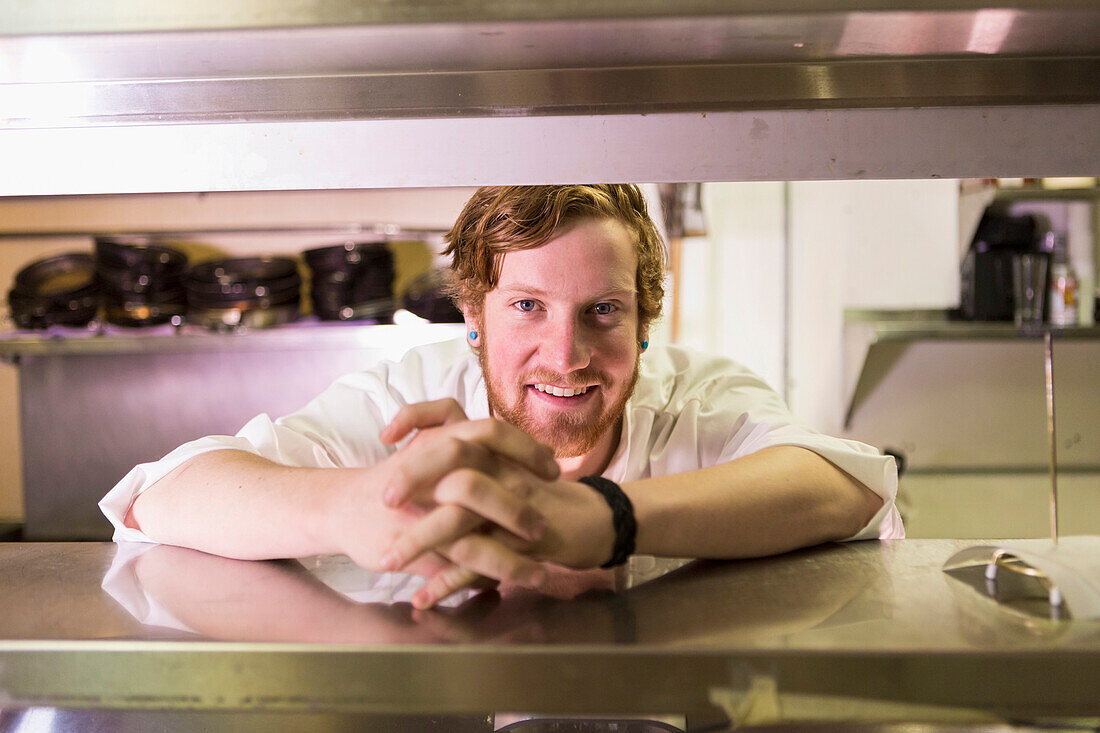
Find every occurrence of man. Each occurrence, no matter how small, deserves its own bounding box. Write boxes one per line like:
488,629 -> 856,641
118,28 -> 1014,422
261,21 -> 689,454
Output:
101,185 -> 902,610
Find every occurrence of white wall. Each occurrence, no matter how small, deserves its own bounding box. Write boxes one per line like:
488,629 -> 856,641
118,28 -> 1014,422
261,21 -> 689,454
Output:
674,179 -> 961,430
676,183 -> 787,393
789,180 -> 959,434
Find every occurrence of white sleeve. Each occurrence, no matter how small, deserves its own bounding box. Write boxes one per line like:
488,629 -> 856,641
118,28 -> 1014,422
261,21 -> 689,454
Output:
98,368 -> 405,544
727,424 -> 904,541
98,410 -> 363,544
637,350 -> 903,541
99,339 -> 476,544
706,372 -> 905,541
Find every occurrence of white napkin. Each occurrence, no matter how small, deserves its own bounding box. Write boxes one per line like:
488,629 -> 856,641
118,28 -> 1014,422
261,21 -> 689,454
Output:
943,535 -> 1100,619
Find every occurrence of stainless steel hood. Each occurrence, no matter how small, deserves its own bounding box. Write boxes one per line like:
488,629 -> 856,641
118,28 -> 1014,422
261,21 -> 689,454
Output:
1,1 -> 1098,193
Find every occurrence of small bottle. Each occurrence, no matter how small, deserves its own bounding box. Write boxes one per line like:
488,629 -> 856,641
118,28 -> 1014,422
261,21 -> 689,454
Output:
1048,232 -> 1079,327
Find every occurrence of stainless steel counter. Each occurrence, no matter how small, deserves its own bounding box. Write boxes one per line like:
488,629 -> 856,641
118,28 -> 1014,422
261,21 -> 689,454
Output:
1,540 -> 1098,723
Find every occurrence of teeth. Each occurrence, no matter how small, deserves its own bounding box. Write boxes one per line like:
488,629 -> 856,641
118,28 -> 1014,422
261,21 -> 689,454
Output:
534,383 -> 588,397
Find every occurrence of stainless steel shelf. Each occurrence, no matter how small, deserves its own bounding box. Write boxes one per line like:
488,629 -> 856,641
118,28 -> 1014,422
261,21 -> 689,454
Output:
843,309 -> 1100,427
2,1 -> 1099,193
8,1 -> 1100,35
0,224 -> 446,241
992,186 -> 1100,203
0,321 -> 466,360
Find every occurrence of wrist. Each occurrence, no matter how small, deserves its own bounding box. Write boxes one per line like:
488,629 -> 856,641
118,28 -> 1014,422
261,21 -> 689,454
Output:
312,465 -> 375,557
577,476 -> 636,568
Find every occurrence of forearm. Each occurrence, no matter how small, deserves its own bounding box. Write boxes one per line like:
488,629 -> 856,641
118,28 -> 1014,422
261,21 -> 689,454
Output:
624,445 -> 884,559
128,450 -> 363,560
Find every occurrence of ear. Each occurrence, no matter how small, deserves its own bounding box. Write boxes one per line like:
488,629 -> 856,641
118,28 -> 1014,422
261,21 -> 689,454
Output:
462,305 -> 481,346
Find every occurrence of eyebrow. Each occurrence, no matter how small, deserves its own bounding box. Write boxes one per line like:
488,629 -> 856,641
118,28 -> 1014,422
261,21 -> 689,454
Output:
497,285 -> 636,299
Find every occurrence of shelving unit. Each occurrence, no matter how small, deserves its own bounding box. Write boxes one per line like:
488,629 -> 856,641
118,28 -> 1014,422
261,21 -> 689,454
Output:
843,309 -> 1100,428
0,320 -> 462,361
991,186 -> 1099,203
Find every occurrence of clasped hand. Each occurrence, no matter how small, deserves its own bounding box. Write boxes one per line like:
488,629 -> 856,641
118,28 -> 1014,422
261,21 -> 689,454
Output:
358,399 -> 614,609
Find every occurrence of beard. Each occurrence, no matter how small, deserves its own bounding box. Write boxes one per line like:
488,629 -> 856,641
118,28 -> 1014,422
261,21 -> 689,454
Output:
477,335 -> 640,459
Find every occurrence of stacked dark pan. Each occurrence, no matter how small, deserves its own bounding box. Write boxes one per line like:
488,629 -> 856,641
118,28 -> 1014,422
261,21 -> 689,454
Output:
304,241 -> 395,322
9,238 -> 404,330
184,256 -> 302,331
7,253 -> 100,329
95,236 -> 188,327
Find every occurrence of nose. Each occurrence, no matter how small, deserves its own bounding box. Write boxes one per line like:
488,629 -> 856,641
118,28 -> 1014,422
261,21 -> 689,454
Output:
541,314 -> 590,374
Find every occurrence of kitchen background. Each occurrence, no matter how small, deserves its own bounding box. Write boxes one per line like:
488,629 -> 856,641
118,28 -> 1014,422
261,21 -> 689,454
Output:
1,179 -> 1097,540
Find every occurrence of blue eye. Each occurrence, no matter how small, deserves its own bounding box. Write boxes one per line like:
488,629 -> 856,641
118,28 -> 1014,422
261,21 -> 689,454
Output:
593,303 -> 614,315
515,300 -> 537,312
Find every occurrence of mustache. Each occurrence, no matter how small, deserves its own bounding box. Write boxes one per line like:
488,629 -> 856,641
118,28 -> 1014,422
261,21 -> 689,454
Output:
524,369 -> 607,388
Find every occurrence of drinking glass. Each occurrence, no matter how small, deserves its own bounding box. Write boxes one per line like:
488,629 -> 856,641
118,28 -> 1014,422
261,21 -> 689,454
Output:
1012,253 -> 1048,328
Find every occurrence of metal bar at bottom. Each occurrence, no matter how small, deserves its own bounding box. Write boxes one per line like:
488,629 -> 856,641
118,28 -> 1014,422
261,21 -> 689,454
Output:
1,647 -> 1098,717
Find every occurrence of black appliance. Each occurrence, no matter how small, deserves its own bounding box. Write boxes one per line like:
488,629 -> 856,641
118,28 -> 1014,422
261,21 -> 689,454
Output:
960,212 -> 1045,321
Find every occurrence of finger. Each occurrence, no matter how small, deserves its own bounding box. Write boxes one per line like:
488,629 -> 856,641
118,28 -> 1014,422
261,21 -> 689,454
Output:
410,564 -> 484,611
383,437 -> 498,507
380,504 -> 483,572
433,469 -> 545,541
443,534 -> 547,590
445,419 -> 560,480
382,483 -> 543,572
380,398 -> 468,444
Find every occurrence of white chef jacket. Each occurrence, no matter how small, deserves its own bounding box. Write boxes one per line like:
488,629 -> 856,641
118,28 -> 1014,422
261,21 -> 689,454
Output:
100,339 -> 904,542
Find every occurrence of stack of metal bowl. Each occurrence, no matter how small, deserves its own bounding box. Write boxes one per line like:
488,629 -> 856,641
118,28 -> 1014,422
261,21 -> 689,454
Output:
303,241 -> 395,322
94,236 -> 188,327
7,253 -> 100,329
184,257 -> 302,331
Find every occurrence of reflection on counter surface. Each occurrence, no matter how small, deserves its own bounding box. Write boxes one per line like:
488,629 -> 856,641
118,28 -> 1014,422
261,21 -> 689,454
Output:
92,540 -> 1100,653
2,539 -> 1099,728
99,542 -> 879,647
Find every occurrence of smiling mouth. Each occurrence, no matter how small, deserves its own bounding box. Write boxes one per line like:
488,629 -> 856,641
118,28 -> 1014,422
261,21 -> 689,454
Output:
531,383 -> 593,398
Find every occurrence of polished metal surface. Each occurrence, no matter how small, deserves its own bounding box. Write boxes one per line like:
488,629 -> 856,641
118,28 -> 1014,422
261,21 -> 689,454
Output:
5,59 -> 1098,129
4,2 -> 1099,59
5,1 -> 1099,35
0,709 -> 492,733
843,309 -> 1100,430
0,712 -> 1073,733
844,309 -> 1100,342
0,224 -> 445,241
2,5 -> 1098,127
1,540 -> 1098,718
0,322 -> 465,358
3,106 -> 1099,196
1044,332 -> 1059,546
9,323 -> 464,539
0,708 -> 493,733
2,1 -> 1099,193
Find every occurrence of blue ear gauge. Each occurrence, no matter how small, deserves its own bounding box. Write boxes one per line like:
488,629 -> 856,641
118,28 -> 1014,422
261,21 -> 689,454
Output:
641,340 -> 648,350
469,330 -> 478,340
